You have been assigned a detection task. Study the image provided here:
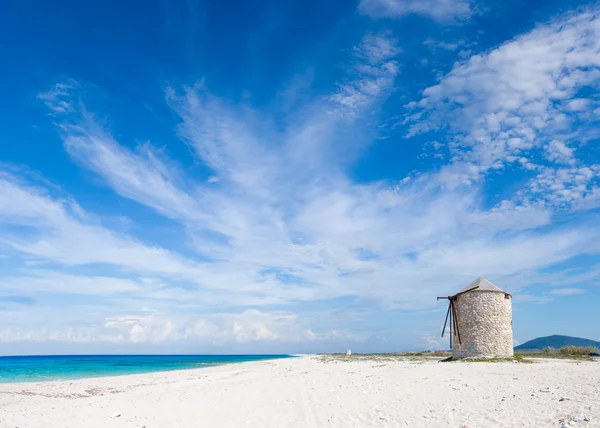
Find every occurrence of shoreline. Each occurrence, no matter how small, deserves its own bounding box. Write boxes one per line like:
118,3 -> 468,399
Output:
1,356 -> 598,427
0,354 -> 296,385
0,356 -> 281,387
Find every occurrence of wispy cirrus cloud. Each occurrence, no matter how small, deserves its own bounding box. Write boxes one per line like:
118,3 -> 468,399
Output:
359,0 -> 477,23
45,78 -> 599,309
4,13 -> 600,351
0,171 -> 197,274
39,89 -> 206,224
328,33 -> 400,119
548,287 -> 586,296
36,79 -> 78,114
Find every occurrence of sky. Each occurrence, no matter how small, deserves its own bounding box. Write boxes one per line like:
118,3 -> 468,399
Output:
1,0 -> 600,355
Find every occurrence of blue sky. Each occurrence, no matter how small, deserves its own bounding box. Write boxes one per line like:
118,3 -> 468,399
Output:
1,0 -> 600,355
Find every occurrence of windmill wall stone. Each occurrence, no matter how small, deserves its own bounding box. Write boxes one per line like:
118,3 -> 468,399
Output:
451,277 -> 514,359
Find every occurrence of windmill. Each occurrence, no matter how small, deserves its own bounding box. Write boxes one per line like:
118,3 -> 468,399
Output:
437,277 -> 514,359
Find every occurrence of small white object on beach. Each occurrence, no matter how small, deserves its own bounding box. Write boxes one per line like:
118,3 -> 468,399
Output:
111,412 -> 121,418
346,350 -> 352,356
559,414 -> 590,426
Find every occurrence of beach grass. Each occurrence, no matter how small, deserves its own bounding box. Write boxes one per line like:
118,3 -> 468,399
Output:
317,352 -> 596,364
316,352 -> 451,363
516,346 -> 598,360
317,346 -> 598,364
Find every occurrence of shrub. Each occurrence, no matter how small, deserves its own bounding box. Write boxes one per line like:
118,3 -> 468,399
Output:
431,350 -> 450,357
542,346 -> 556,354
559,345 -> 598,356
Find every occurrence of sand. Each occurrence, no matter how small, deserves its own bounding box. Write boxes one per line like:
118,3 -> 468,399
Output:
1,355 -> 598,427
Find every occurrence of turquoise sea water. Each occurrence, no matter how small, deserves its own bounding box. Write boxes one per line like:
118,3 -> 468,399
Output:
0,354 -> 292,383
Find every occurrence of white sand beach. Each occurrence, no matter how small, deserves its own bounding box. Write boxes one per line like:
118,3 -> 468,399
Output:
1,356 -> 598,428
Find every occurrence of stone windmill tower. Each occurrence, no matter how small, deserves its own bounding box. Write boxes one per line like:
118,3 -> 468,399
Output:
438,277 -> 513,359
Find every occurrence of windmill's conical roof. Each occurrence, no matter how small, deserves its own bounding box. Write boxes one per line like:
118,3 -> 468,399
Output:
458,277 -> 507,294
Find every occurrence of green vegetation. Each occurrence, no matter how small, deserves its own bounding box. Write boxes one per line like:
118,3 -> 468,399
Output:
317,346 -> 597,364
516,346 -> 598,359
513,354 -> 534,363
559,345 -> 598,356
319,353 -> 534,364
316,351 -> 450,363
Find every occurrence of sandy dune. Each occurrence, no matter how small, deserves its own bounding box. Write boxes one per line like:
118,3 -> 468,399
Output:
1,356 -> 598,427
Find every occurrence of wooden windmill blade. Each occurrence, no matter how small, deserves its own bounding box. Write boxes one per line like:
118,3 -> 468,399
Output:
451,299 -> 461,344
449,304 -> 453,349
441,301 -> 452,338
438,297 -> 457,349
438,293 -> 467,349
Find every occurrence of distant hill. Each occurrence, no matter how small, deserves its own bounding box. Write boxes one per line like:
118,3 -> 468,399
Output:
515,335 -> 600,350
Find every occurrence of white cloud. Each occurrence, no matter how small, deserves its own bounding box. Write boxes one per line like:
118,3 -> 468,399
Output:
418,333 -> 445,351
423,39 -> 463,51
359,0 -> 476,23
328,33 -> 400,120
4,15 -> 600,349
25,77 -> 600,320
37,80 -> 78,114
524,165 -> 600,208
354,33 -> 400,62
566,98 -> 590,111
406,6 -> 600,205
548,287 -> 586,296
41,92 -> 206,225
0,271 -> 144,295
66,136 -> 204,223
512,293 -> 551,304
0,309 -> 360,346
545,140 -> 575,165
0,171 -> 199,275
0,327 -> 124,344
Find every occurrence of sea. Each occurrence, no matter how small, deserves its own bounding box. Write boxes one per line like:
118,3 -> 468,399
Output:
0,354 -> 292,383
